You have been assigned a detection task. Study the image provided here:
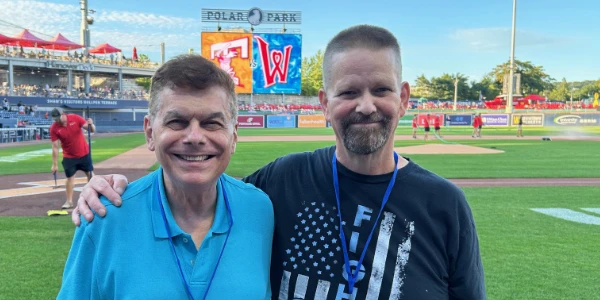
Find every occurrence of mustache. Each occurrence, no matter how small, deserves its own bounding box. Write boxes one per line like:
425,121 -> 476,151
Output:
342,112 -> 387,125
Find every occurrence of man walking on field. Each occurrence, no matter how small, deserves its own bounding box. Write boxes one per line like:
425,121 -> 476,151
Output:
50,108 -> 95,209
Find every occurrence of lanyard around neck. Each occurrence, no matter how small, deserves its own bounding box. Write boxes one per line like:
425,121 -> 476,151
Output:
155,175 -> 234,300
332,150 -> 399,295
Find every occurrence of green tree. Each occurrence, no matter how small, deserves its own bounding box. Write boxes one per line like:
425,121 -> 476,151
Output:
428,73 -> 470,100
410,74 -> 431,98
470,74 -> 501,100
490,59 -> 554,95
572,80 -> 600,100
135,77 -> 151,90
548,78 -> 570,101
301,50 -> 324,96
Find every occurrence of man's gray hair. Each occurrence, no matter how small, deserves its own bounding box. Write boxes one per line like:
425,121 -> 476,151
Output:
148,54 -> 237,125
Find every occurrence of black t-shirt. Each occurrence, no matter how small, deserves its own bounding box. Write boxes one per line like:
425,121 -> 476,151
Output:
243,146 -> 486,300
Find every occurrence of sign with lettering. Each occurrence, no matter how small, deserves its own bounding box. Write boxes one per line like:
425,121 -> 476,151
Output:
201,32 -> 253,94
201,32 -> 302,94
44,61 -> 95,71
4,96 -> 149,109
298,115 -> 326,128
252,34 -> 301,94
544,114 -> 600,126
511,114 -> 544,126
481,114 -> 509,126
201,8 -> 302,25
237,115 -> 265,128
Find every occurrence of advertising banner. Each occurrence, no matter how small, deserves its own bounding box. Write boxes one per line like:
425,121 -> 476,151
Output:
3,96 -> 148,109
252,34 -> 302,94
544,114 -> 600,126
298,115 -> 326,128
237,115 -> 264,128
481,114 -> 509,126
512,114 -> 544,126
266,115 -> 296,128
416,113 -> 444,127
201,32 -> 254,94
445,114 -> 473,126
397,115 -> 414,127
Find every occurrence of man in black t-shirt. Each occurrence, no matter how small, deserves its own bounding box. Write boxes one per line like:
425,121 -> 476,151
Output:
72,25 -> 486,299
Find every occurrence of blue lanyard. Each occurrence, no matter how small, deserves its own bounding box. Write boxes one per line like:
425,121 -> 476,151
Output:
155,176 -> 234,300
332,151 -> 399,295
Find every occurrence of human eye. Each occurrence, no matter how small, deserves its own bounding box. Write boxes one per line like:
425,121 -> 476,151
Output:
374,86 -> 392,93
165,119 -> 187,130
337,90 -> 357,98
204,120 -> 225,130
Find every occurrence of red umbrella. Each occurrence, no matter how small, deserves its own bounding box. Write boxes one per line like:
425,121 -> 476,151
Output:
5,29 -> 51,48
132,47 -> 138,61
89,43 -> 121,54
0,33 -> 17,44
46,33 -> 83,50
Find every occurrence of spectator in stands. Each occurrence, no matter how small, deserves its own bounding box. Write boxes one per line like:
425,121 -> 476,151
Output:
50,108 -> 95,209
18,101 -> 25,114
2,98 -> 8,111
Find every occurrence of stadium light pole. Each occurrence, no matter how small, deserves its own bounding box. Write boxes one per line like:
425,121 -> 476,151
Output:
453,76 -> 459,111
80,0 -> 92,93
505,0 -> 517,114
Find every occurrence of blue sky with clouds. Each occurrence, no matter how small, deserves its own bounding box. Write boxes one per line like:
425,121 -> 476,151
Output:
0,0 -> 597,85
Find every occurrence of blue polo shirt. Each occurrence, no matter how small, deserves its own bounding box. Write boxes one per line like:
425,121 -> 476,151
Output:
57,168 -> 274,299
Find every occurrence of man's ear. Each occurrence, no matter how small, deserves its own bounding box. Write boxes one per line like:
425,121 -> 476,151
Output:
231,123 -> 238,154
398,82 -> 411,118
143,116 -> 155,152
319,89 -> 330,122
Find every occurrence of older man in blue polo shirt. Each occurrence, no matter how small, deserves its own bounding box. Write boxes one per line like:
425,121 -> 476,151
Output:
57,54 -> 274,299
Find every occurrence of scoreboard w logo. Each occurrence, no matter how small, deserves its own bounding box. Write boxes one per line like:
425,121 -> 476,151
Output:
531,208 -> 600,225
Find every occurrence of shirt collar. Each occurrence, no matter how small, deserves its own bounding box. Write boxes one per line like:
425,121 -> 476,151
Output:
151,167 -> 231,239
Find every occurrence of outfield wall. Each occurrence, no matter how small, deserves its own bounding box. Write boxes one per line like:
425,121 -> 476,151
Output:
235,112 -> 600,128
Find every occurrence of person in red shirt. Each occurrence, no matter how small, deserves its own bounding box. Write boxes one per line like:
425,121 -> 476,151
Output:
472,113 -> 482,138
50,108 -> 96,209
423,113 -> 430,140
477,113 -> 483,138
434,114 -> 442,137
412,114 -> 418,139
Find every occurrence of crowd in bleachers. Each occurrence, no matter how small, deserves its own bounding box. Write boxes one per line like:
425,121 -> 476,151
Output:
0,45 -> 158,69
0,84 -> 149,101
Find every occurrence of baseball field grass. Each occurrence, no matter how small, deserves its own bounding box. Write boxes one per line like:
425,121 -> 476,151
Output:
225,139 -> 600,178
0,186 -> 598,299
0,133 -> 146,176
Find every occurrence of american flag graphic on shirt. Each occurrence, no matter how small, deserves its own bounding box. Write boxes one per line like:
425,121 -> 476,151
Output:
278,201 -> 415,300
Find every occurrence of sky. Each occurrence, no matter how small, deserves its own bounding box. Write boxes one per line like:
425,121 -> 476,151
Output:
0,0 -> 598,85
